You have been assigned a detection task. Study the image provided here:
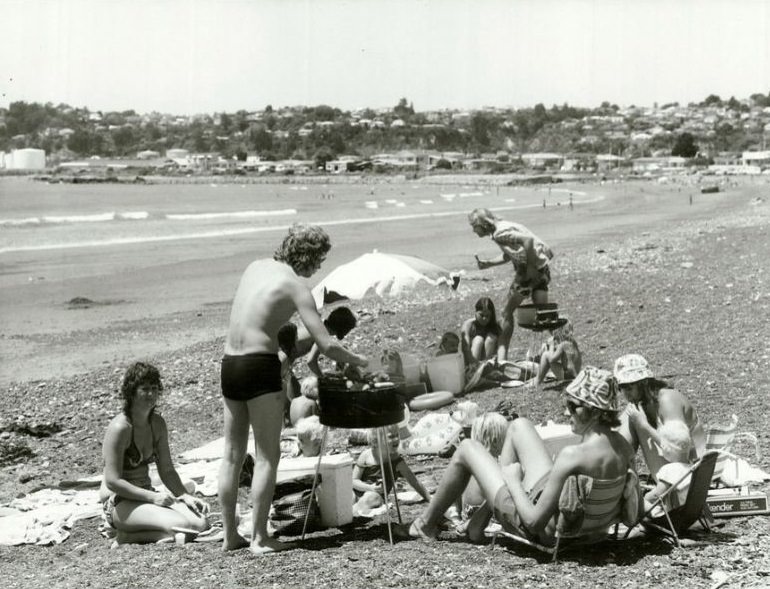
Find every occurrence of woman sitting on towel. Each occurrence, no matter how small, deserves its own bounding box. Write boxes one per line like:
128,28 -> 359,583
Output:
404,367 -> 636,545
614,354 -> 705,479
461,297 -> 502,364
100,362 -> 210,544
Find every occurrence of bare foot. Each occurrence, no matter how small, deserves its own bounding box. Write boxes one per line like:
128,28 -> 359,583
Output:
249,538 -> 297,555
408,517 -> 438,542
465,503 -> 492,543
222,534 -> 250,552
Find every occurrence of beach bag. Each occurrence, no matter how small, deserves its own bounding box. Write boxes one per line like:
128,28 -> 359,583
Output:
269,474 -> 322,536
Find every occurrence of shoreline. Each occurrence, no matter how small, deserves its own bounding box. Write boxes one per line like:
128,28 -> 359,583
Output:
0,179 -> 766,386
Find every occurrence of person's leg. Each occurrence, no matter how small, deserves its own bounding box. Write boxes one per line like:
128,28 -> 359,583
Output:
470,335 -> 485,361
536,350 -> 563,384
483,335 -> 498,360
246,390 -> 294,554
416,439 -> 509,537
499,289 -> 524,362
531,288 -> 548,305
498,418 -> 553,490
218,397 -> 250,551
112,501 -> 207,544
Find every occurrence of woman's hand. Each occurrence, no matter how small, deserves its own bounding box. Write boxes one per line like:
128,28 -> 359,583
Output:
178,493 -> 209,516
153,492 -> 176,507
475,255 -> 490,270
626,403 -> 649,428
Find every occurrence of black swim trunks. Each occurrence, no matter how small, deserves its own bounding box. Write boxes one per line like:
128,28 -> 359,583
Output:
510,264 -> 551,298
221,353 -> 282,401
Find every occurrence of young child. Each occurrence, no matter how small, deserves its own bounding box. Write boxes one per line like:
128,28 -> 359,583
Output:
288,375 -> 320,426
461,297 -> 502,364
534,318 -> 582,385
294,415 -> 324,457
437,331 -> 461,356
278,307 -> 358,419
456,412 -> 509,531
644,420 -> 693,511
352,424 -> 431,515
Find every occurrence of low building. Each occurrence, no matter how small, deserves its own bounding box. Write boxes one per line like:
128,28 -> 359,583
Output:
6,148 -> 46,170
521,153 -> 564,169
742,151 -> 770,169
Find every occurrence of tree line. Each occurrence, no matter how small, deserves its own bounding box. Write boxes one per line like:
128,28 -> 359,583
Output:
1,92 -> 768,164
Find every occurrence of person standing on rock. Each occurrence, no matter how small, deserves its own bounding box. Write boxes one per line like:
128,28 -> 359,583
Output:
469,208 -> 553,362
218,224 -> 368,555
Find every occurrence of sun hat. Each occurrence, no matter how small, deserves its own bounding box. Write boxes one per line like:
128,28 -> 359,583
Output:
613,354 -> 654,385
565,366 -> 618,412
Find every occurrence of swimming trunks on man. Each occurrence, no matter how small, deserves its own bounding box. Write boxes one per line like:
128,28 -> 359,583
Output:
510,264 -> 551,298
221,353 -> 282,401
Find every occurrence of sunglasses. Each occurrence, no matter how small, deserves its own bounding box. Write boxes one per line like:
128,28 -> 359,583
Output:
566,400 -> 584,414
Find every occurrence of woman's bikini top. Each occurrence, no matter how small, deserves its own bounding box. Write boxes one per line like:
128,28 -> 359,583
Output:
468,319 -> 500,340
123,419 -> 158,471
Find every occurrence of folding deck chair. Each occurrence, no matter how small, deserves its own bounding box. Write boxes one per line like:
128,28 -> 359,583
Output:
705,415 -> 760,486
623,450 -> 718,547
489,470 -> 641,562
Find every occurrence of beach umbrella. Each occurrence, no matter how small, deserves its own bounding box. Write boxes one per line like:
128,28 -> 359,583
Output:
312,250 -> 458,307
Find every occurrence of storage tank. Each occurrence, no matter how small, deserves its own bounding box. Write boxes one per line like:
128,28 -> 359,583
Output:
10,148 -> 46,170
166,148 -> 190,159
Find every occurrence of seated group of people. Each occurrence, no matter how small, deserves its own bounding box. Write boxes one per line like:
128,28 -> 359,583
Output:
406,356 -> 707,544
101,347 -> 705,551
458,296 -> 582,391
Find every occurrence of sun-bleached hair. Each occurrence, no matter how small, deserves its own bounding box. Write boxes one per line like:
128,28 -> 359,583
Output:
551,318 -> 574,343
468,208 -> 499,231
274,223 -> 331,275
295,415 -> 324,445
471,412 -> 508,457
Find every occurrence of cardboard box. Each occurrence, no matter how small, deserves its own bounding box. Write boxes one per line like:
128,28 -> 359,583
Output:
707,487 -> 769,518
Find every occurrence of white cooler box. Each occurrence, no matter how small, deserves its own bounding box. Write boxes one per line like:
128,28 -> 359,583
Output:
277,453 -> 354,528
535,421 -> 581,459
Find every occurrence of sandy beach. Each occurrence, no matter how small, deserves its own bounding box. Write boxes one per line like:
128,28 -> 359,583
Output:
2,175 -> 769,588
0,176 -> 757,385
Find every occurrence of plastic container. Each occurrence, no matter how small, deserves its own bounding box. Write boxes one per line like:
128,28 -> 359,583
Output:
426,352 -> 465,394
400,354 -> 424,385
277,453 -> 354,528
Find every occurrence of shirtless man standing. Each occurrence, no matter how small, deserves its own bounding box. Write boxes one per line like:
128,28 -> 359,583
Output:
218,224 -> 368,554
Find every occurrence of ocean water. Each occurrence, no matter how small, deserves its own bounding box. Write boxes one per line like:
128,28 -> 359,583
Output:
0,178 -> 560,254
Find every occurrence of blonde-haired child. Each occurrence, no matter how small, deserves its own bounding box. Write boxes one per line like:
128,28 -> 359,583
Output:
457,412 -> 509,531
294,416 -> 324,457
644,420 -> 693,511
352,425 -> 431,516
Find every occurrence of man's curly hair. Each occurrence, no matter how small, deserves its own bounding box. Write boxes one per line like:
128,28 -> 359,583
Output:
121,361 -> 163,420
274,224 -> 331,275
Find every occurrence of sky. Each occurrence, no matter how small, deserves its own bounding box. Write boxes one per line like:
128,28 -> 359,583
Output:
1,0 -> 769,115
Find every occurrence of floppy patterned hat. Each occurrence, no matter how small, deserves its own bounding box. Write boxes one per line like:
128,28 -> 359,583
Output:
565,366 -> 618,412
613,354 -> 654,384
